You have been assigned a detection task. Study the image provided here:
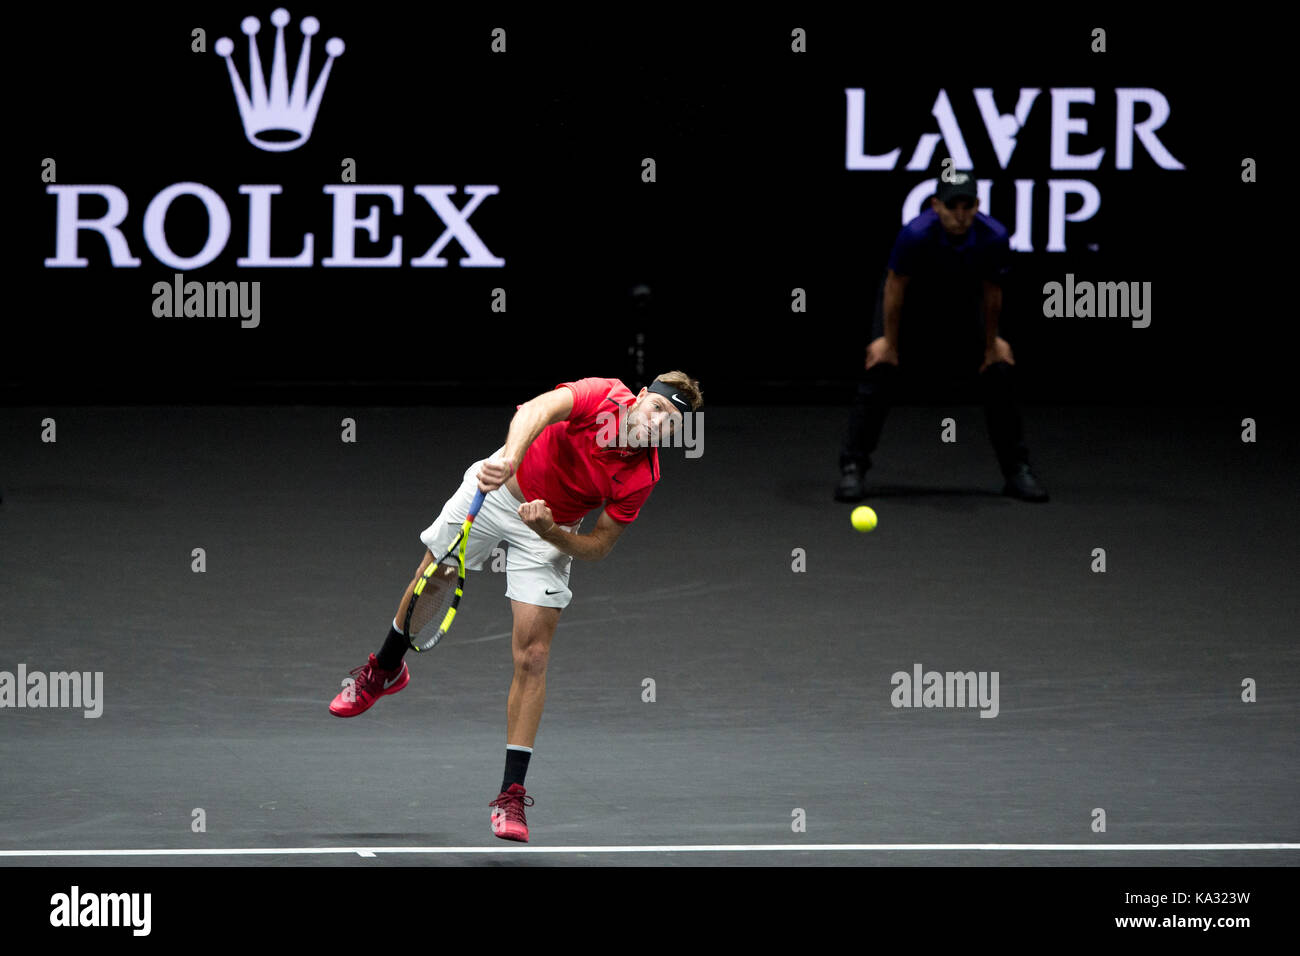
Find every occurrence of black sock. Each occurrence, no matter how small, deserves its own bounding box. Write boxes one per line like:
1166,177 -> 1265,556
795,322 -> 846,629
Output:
502,746 -> 532,792
375,621 -> 408,671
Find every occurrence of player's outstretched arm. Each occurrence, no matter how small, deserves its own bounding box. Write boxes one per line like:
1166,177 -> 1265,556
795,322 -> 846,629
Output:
480,388 -> 576,492
502,388 -> 574,469
520,504 -> 627,562
981,278 -> 1003,348
883,269 -> 908,347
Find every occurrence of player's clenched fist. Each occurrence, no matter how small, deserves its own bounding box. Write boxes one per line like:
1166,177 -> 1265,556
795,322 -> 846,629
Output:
519,499 -> 556,536
477,457 -> 515,493
865,336 -> 899,369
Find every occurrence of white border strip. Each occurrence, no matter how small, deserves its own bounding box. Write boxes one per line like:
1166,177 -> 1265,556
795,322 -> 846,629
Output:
1,843 -> 1297,858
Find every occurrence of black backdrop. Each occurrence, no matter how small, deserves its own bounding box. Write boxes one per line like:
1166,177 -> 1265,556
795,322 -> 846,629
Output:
11,5 -> 1278,405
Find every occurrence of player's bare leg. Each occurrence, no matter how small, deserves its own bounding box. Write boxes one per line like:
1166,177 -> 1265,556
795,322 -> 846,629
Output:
490,599 -> 560,840
330,550 -> 451,717
506,600 -> 561,747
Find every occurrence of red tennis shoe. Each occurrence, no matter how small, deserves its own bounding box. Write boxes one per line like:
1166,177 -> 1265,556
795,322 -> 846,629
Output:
489,784 -> 535,842
329,653 -> 409,717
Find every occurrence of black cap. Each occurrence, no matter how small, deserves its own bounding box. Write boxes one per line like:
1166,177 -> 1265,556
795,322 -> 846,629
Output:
935,171 -> 978,205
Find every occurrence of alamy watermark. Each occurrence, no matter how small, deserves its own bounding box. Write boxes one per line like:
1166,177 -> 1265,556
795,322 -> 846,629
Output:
1042,274 -> 1150,328
152,272 -> 260,327
594,407 -> 703,458
50,886 -> 150,936
890,663 -> 999,718
0,664 -> 103,718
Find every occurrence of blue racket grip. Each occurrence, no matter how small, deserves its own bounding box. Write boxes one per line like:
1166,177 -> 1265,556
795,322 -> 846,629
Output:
467,487 -> 487,520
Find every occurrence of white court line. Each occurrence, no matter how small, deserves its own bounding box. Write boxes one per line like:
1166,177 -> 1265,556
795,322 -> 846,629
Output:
1,843 -> 1297,858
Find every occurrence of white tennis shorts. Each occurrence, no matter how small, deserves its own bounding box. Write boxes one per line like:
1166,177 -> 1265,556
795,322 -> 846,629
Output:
419,453 -> 582,609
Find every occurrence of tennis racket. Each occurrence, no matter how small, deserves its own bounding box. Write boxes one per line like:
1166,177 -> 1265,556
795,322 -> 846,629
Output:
405,487 -> 487,652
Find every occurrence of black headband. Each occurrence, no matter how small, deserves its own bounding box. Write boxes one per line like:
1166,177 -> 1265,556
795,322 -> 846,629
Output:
647,380 -> 692,415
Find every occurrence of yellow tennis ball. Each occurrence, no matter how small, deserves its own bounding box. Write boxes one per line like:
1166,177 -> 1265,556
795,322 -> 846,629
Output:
851,506 -> 877,532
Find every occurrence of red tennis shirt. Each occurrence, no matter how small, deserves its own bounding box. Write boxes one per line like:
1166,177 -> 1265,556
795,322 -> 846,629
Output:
515,377 -> 660,525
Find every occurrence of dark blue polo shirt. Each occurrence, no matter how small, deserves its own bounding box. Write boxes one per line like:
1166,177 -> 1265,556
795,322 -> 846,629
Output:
880,208 -> 1011,358
888,208 -> 1011,293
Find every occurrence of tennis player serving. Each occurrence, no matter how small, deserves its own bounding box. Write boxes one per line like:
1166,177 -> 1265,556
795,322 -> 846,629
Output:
329,372 -> 703,842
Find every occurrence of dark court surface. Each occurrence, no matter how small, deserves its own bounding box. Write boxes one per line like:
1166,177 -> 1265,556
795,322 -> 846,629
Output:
1,404 -> 1296,867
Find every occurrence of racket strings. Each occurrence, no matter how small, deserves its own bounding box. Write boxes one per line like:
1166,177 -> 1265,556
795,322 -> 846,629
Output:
408,561 -> 458,637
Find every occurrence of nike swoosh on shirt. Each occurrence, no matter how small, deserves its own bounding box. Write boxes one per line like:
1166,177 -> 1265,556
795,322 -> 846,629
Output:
545,588 -> 563,595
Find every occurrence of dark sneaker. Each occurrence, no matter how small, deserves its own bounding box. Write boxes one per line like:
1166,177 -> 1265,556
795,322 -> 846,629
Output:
329,653 -> 409,717
834,462 -> 867,502
1003,464 -> 1049,502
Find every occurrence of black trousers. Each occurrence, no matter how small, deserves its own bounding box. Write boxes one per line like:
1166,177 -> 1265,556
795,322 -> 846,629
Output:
839,279 -> 1031,478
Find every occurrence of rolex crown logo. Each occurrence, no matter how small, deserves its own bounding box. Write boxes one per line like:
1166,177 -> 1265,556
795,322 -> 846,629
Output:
215,8 -> 345,152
